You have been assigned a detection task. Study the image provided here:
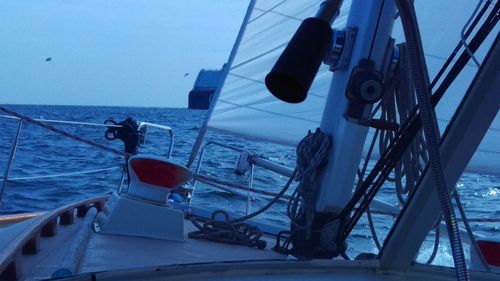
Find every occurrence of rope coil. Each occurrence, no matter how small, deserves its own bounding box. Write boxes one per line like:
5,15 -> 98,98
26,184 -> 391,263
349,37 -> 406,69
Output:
187,167 -> 298,250
188,210 -> 266,249
288,128 -> 332,239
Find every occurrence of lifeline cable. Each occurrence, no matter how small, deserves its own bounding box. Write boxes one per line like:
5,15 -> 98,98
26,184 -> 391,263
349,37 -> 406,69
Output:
0,167 -> 120,181
0,106 -> 129,157
194,173 -> 292,199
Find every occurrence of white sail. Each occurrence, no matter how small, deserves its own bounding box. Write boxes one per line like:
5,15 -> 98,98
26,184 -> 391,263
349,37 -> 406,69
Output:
206,0 -> 499,174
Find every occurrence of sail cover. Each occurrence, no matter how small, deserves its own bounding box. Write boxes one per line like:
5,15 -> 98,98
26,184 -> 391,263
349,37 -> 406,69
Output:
207,0 -> 499,174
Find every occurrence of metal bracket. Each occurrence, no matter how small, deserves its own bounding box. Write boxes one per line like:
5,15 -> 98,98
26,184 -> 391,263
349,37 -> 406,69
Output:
389,42 -> 400,77
381,38 -> 399,80
324,27 -> 358,71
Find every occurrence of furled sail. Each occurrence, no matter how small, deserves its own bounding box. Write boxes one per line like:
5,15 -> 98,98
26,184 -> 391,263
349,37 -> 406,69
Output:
205,0 -> 499,174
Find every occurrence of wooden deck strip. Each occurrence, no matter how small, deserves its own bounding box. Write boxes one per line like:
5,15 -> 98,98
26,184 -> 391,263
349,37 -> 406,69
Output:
0,213 -> 45,226
20,218 -> 84,279
0,196 -> 107,280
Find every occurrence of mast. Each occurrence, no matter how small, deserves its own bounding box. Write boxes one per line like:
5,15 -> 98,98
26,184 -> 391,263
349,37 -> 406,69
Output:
264,0 -> 397,258
315,0 -> 396,213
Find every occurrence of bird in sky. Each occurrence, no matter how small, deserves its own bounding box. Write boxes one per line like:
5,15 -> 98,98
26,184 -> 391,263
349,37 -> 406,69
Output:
184,73 -> 189,77
45,57 -> 52,62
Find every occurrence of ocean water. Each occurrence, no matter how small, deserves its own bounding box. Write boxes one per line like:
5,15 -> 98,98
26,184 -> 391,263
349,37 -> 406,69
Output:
0,104 -> 499,266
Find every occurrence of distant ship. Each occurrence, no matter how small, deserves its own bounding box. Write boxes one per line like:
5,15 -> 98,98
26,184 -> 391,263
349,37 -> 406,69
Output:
188,68 -> 224,109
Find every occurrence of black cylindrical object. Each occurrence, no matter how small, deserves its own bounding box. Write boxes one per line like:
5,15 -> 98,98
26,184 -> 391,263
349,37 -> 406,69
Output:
265,18 -> 333,103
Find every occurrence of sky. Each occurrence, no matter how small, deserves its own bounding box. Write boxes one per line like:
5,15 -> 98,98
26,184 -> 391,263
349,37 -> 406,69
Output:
0,0 -> 249,108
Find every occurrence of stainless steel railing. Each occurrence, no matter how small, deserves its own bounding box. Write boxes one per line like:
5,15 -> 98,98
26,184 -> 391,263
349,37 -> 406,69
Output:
0,120 -> 23,202
138,121 -> 174,159
193,141 -> 255,214
0,115 -> 175,205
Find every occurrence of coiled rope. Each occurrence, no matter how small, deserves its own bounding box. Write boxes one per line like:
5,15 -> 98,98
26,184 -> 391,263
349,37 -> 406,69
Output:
379,44 -> 427,206
273,129 -> 334,257
356,43 -> 427,250
189,129 -> 331,251
346,0 -> 498,265
397,1 -> 468,279
188,210 -> 267,249
188,168 -> 298,250
288,128 -> 332,239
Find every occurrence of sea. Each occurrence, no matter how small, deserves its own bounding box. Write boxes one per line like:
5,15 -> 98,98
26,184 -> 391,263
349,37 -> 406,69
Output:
0,104 -> 498,266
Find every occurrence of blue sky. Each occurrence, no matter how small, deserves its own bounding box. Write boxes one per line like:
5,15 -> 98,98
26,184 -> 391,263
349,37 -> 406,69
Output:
0,0 -> 249,107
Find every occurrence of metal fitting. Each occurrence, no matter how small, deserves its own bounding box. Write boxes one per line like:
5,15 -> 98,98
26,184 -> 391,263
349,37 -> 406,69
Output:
324,27 -> 358,71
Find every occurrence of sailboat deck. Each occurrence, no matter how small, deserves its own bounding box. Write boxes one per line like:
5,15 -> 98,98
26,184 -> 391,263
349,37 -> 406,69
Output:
2,197 -> 500,281
79,218 -> 286,273
0,206 -> 285,280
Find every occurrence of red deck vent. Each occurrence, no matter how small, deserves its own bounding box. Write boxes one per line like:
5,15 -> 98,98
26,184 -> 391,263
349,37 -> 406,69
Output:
130,158 -> 192,189
478,240 -> 500,267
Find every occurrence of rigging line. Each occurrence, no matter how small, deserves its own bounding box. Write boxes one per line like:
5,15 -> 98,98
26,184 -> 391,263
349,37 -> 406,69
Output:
230,42 -> 287,70
352,8 -> 499,261
239,18 -> 295,47
217,99 -> 319,124
366,206 -> 382,250
0,106 -> 129,157
484,126 -> 500,132
461,0 -> 485,67
227,38 -> 453,71
0,114 -> 122,128
227,72 -> 266,84
471,148 -> 500,154
231,168 -> 297,224
253,7 -> 303,22
430,0 -> 492,88
226,73 -> 327,99
357,53 -> 422,245
368,0 -> 387,60
453,191 -> 491,272
194,174 -> 291,199
425,221 -> 441,265
1,167 -> 120,181
250,0 -> 289,24
344,43 -> 426,236
252,1 -> 322,23
207,126 -> 299,148
242,2 -> 324,46
425,53 -> 479,67
357,140 -> 382,251
188,170 -> 298,250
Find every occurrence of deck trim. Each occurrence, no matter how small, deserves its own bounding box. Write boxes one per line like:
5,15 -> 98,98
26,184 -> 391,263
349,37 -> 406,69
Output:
0,196 -> 107,279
